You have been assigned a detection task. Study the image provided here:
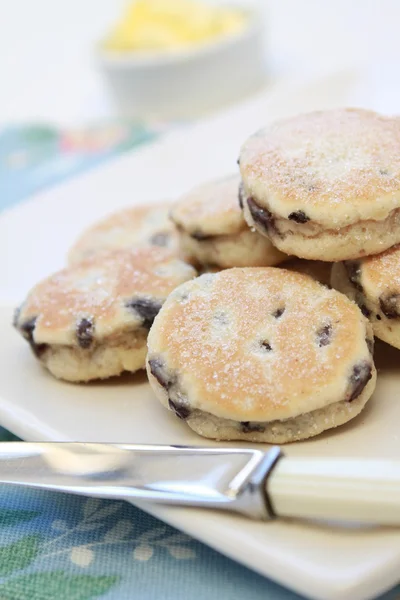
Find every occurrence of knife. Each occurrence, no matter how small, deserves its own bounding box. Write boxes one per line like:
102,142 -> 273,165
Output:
0,442 -> 399,525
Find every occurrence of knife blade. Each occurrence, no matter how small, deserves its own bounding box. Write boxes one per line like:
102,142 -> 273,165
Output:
0,442 -> 399,525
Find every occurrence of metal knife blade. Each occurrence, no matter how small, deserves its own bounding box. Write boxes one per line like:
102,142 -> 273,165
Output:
1,442 -> 400,525
0,442 -> 281,519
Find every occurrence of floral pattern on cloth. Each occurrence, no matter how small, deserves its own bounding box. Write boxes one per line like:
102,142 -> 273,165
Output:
0,477 -> 399,600
0,481 -> 300,600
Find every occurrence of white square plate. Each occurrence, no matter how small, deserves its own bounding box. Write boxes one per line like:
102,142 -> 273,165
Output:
1,70 -> 399,600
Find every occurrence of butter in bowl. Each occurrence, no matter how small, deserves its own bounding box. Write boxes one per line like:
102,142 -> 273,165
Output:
97,0 -> 267,119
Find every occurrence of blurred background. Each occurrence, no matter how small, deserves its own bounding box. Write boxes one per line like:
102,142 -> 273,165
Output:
1,0 -> 399,123
1,0 -> 400,206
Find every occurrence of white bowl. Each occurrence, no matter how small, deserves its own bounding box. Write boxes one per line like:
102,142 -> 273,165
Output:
97,2 -> 266,120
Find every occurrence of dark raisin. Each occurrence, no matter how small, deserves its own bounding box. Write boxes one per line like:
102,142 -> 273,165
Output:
346,361 -> 372,402
273,307 -> 285,318
379,293 -> 400,319
360,304 -> 371,318
20,316 -> 47,357
149,358 -> 189,418
241,421 -> 266,433
20,316 -> 36,341
238,182 -> 244,209
76,318 -> 94,349
126,297 -> 162,329
32,343 -> 48,358
169,399 -> 190,420
190,230 -> 213,241
344,261 -> 363,293
150,232 -> 170,247
376,314 -> 382,321
316,324 -> 332,347
148,358 -> 176,390
366,337 -> 374,355
260,341 -> 272,351
288,210 -> 310,224
247,197 -> 278,235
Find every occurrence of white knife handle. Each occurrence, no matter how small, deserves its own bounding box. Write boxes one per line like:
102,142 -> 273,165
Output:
268,457 -> 400,525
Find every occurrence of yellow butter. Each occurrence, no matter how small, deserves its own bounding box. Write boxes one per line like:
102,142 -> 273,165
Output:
103,0 -> 247,52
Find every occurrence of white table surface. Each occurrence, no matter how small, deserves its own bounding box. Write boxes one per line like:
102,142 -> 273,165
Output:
1,0 -> 400,125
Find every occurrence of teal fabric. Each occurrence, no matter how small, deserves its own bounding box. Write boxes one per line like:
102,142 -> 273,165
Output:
0,124 -> 399,600
0,474 -> 303,600
0,123 -> 158,212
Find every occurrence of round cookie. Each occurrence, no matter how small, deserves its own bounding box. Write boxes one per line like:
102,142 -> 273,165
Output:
146,268 -> 376,443
14,247 -> 196,382
68,203 -> 179,265
331,245 -> 400,348
170,175 -> 287,269
239,108 -> 400,261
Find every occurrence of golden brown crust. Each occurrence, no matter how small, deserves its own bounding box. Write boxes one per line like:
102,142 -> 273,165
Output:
171,175 -> 245,236
16,247 -> 196,346
68,203 -> 180,265
171,175 -> 288,268
358,244 -> 400,294
240,108 -> 400,228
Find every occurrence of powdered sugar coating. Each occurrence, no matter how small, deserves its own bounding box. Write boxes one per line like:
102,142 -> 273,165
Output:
147,268 -> 375,423
360,244 -> 400,294
171,175 -> 245,236
171,175 -> 287,268
17,247 -> 196,346
68,203 -> 180,265
332,245 -> 400,349
240,108 -> 400,228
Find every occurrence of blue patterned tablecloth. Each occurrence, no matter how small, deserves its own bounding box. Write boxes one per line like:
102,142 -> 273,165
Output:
0,124 -> 398,600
